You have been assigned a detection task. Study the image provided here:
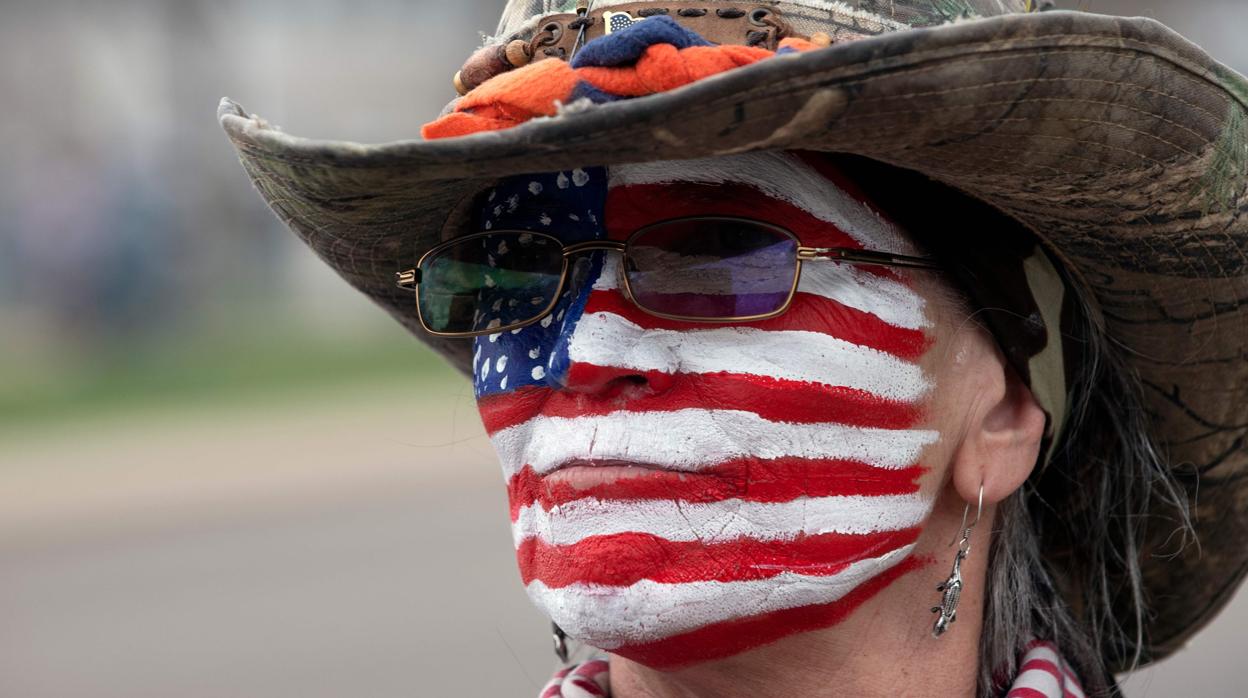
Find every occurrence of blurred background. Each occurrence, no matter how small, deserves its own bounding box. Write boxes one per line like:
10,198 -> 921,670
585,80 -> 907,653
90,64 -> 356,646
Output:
1,1 -> 1244,696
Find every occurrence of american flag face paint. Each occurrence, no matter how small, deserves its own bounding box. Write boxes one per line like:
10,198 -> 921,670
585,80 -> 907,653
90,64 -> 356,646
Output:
471,152 -> 941,669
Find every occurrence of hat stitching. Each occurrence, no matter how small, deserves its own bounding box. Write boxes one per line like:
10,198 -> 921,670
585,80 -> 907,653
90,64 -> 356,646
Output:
904,145 -> 1071,176
891,137 -> 1159,176
885,137 -> 1162,179
848,76 -> 1226,125
896,115 -> 1201,157
842,96 -> 1212,145
1197,105 -> 1248,217
845,120 -> 1189,171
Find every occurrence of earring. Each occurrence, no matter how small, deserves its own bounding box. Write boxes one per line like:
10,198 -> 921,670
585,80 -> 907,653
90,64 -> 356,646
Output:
931,483 -> 983,637
552,621 -> 570,663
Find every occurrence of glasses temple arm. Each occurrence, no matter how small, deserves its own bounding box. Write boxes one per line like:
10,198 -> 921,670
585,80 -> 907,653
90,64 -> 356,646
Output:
797,247 -> 941,270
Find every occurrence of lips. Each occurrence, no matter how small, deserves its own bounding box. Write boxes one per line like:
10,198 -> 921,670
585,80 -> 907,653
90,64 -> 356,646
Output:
506,456 -> 744,521
542,457 -> 721,489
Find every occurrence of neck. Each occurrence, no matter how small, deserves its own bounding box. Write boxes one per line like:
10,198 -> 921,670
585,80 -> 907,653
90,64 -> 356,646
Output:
609,499 -> 992,698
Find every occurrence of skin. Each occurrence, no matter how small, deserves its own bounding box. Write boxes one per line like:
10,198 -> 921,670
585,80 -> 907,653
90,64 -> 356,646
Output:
469,153 -> 1048,697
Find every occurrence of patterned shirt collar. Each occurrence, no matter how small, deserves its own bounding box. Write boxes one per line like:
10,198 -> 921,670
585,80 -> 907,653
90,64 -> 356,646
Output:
538,641 -> 1087,698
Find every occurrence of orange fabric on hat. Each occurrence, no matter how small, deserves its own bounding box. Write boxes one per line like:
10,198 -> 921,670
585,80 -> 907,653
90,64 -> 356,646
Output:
577,43 -> 774,97
422,59 -> 580,139
777,37 -> 821,52
423,36 -> 819,140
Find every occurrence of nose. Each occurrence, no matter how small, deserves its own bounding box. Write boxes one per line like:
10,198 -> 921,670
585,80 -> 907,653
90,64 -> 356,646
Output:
544,253 -> 676,397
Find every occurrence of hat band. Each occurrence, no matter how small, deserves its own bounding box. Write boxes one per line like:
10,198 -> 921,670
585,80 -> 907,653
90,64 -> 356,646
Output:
455,2 -> 835,96
527,3 -> 799,59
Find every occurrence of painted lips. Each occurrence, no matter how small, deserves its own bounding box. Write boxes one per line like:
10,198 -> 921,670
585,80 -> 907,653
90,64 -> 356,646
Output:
542,458 -> 679,485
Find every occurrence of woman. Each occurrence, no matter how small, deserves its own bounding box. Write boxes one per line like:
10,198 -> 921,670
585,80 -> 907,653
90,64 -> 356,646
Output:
219,1 -> 1248,696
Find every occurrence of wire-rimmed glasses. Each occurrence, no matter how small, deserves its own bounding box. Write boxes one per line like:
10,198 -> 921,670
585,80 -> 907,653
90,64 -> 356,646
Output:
396,215 -> 939,337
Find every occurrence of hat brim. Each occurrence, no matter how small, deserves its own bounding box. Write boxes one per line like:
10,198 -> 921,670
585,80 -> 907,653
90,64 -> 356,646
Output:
220,9 -> 1248,669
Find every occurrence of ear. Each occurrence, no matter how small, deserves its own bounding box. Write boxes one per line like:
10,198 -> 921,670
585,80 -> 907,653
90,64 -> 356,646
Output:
949,342 -> 1049,506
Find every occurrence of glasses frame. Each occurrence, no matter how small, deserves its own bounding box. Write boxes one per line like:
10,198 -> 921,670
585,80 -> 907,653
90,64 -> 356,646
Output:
397,215 -> 940,338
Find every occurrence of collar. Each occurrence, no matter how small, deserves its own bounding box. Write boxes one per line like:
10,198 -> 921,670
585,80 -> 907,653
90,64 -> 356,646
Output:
538,641 -> 1087,698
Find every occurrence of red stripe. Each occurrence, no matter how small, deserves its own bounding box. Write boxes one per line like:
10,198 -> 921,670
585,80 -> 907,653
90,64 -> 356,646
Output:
539,667 -> 573,698
1022,641 -> 1084,690
1005,690 -> 1051,698
609,554 -> 928,669
1020,658 -> 1062,682
582,289 -> 931,360
517,527 -> 920,587
567,678 -> 606,697
608,182 -> 861,250
572,659 -> 609,676
507,458 -> 926,518
479,372 -> 923,435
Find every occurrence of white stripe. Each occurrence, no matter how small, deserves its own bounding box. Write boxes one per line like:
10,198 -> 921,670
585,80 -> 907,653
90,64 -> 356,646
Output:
1026,644 -> 1062,667
527,544 -> 915,648
1011,667 -> 1061,697
798,263 -> 930,329
492,409 -> 939,478
566,311 -> 929,400
1020,645 -> 1084,698
610,153 -> 915,253
592,255 -> 929,330
512,493 -> 932,547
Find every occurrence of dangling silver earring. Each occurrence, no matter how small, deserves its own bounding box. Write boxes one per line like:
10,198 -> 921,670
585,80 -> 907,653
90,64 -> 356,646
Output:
552,621 -> 570,663
931,483 -> 983,638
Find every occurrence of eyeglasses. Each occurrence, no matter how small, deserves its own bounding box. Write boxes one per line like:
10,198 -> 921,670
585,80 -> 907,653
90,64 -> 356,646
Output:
396,215 -> 940,337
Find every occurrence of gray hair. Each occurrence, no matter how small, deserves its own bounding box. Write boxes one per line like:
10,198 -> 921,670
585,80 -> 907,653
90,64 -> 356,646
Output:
978,281 -> 1193,697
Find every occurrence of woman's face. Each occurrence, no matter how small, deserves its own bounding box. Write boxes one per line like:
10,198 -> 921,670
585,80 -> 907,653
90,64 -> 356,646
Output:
469,152 -> 983,669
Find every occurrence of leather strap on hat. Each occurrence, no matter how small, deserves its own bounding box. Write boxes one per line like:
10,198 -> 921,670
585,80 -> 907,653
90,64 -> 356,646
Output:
454,2 -> 834,96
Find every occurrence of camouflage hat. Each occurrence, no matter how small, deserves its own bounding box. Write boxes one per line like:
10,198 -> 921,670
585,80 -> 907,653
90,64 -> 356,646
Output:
219,0 -> 1248,671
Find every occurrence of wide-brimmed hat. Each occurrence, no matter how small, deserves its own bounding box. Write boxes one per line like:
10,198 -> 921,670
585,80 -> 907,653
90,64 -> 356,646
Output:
219,0 -> 1248,670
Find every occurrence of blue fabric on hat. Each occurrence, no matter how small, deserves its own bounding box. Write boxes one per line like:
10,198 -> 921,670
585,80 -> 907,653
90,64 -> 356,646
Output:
570,15 -> 712,69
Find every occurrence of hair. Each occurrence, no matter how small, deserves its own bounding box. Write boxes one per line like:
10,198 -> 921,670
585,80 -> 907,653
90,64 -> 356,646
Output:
978,281 -> 1192,697
824,153 -> 1194,697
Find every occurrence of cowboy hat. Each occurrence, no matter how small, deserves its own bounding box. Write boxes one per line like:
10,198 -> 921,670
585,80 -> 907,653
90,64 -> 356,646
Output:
218,0 -> 1248,670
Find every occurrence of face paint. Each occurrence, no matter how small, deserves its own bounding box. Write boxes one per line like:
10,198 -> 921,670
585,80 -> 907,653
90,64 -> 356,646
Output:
472,152 -> 940,669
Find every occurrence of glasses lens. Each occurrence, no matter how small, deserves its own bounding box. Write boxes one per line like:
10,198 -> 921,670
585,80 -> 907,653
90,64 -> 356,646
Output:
625,218 -> 798,319
418,232 -> 564,334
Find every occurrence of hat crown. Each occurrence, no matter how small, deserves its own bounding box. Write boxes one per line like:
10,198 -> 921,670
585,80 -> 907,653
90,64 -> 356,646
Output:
495,0 -> 1031,40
